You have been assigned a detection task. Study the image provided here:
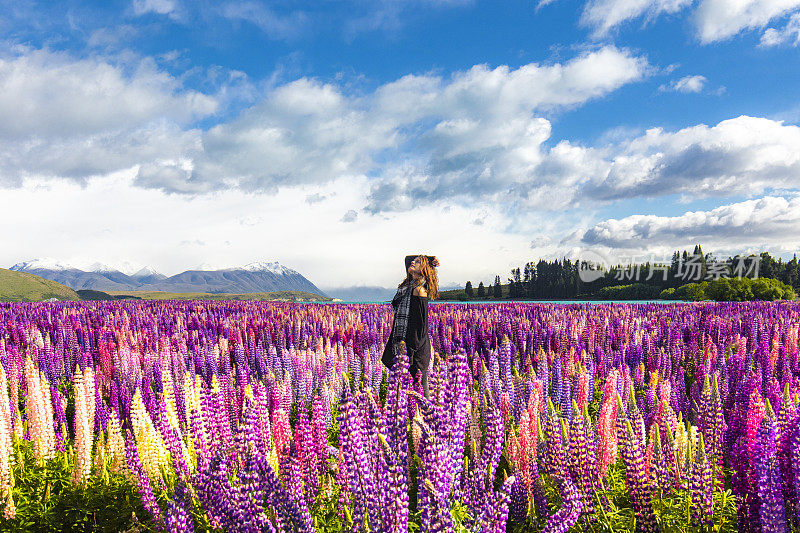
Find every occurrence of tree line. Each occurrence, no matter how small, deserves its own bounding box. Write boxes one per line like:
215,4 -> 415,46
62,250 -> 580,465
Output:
460,245 -> 800,300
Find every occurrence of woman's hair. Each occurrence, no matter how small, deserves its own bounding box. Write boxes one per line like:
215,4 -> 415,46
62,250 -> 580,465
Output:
397,255 -> 440,300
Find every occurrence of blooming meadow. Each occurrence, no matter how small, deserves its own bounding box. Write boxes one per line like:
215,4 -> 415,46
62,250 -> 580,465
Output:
0,300 -> 799,532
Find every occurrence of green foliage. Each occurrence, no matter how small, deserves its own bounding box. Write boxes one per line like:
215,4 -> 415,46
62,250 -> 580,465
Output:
310,476 -> 350,533
597,283 -> 663,300
659,277 -> 799,302
327,403 -> 340,447
450,501 -> 478,532
661,282 -> 708,301
0,269 -> 80,302
3,440 -> 150,533
507,462 -> 739,532
659,287 -> 675,299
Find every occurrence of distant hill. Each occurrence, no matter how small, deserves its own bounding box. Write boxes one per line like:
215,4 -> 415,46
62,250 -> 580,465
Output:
0,268 -> 80,302
321,282 -> 463,302
11,259 -> 328,296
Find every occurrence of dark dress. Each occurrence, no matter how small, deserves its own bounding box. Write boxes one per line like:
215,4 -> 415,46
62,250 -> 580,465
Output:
381,293 -> 431,376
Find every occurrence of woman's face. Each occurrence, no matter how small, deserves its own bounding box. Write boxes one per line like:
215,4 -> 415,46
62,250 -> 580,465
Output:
408,255 -> 422,276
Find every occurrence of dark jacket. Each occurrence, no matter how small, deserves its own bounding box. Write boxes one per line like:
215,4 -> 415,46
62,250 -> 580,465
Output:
382,291 -> 431,376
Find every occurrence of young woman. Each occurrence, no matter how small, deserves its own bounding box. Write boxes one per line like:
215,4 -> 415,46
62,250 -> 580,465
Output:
381,254 -> 440,398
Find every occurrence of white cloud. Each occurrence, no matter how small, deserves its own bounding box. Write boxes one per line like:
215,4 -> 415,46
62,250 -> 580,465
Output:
0,170 -> 537,289
4,45 -> 799,228
581,0 -> 692,37
660,74 -> 707,93
0,47 -> 214,186
579,195 -> 800,252
760,12 -> 800,45
695,0 -> 800,42
0,48 -> 215,140
580,0 -> 800,45
133,0 -> 178,17
5,44 -> 643,193
584,115 -> 800,202
134,46 -> 648,199
368,114 -> 800,214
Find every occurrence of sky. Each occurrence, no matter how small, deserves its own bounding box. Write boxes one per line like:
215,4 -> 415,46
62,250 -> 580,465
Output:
2,0 -> 800,290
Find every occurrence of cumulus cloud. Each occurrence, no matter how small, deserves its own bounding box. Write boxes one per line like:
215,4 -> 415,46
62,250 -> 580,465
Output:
134,46 -> 648,199
584,115 -> 800,201
366,111 -> 800,215
0,48 -> 215,140
660,74 -> 707,93
0,47 -> 214,185
695,0 -> 800,43
364,115 -> 800,214
5,45 -> 800,224
580,195 -> 800,250
362,46 -> 650,211
0,46 -> 642,198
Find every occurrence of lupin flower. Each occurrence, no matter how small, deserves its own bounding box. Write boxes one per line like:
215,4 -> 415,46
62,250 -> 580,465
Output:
129,389 -> 172,487
124,432 -> 163,526
542,398 -> 566,478
542,474 -> 582,533
71,365 -> 96,484
619,399 -> 657,533
24,355 -> 56,463
568,401 -> 595,516
690,435 -> 713,527
756,401 -> 787,533
597,368 -> 620,475
0,362 -> 15,519
165,480 -> 194,533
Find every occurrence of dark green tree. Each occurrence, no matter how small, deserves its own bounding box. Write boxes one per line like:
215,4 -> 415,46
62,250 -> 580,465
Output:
465,281 -> 474,297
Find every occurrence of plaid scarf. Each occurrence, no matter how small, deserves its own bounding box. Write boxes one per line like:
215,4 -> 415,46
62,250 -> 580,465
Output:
389,278 -> 424,359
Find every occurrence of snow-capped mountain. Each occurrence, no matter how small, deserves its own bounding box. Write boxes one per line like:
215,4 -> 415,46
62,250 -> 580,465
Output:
11,258 -> 79,271
240,261 -> 295,275
140,261 -> 322,295
88,262 -> 120,273
132,266 -> 162,278
11,259 -> 135,291
130,266 -> 167,285
9,259 -> 327,297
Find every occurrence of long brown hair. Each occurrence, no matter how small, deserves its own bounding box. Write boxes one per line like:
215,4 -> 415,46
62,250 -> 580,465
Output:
397,255 -> 440,300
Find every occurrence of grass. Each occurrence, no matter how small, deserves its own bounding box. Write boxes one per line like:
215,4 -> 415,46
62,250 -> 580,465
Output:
105,289 -> 334,302
0,269 -> 80,302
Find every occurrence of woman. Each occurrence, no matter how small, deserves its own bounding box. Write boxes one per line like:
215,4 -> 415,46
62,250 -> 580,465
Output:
381,254 -> 440,399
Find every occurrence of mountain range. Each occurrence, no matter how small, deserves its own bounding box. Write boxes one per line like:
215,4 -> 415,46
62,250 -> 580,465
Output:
319,282 -> 463,302
10,259 -> 329,297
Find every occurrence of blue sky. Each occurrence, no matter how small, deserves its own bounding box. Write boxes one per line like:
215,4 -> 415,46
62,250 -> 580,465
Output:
1,0 -> 800,289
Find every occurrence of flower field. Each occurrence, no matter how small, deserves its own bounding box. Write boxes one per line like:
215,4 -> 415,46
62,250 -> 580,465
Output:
0,300 -> 799,532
